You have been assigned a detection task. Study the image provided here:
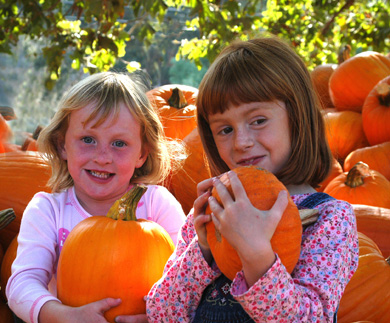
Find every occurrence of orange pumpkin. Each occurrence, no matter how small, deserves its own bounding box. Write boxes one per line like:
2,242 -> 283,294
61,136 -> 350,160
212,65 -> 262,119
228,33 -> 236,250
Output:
323,110 -> 369,163
0,151 -> 51,249
352,204 -> 390,258
0,235 -> 18,302
205,166 -> 302,281
329,51 -> 390,112
311,63 -> 338,109
344,141 -> 390,181
169,128 -> 211,214
57,185 -> 175,322
146,84 -> 198,140
316,157 -> 343,192
324,162 -> 390,208
337,232 -> 390,323
362,75 -> 390,145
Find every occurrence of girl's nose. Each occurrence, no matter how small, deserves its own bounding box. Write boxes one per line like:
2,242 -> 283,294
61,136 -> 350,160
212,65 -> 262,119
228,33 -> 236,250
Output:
94,144 -> 112,164
234,128 -> 254,150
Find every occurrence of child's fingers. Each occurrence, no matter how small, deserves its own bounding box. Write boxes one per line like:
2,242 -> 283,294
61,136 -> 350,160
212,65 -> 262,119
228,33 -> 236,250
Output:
196,177 -> 214,196
269,190 -> 288,224
193,190 -> 210,216
227,171 -> 248,201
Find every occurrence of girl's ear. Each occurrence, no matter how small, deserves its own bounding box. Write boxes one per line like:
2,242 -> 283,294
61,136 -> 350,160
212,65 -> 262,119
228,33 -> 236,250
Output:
58,139 -> 67,160
135,146 -> 149,168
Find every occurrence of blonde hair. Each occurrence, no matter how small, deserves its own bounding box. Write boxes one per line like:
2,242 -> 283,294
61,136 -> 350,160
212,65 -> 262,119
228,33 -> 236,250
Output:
196,36 -> 332,188
38,72 -> 184,193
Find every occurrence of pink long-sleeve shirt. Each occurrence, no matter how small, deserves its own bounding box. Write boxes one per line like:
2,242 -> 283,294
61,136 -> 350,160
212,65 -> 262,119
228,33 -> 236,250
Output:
146,193 -> 359,322
6,185 -> 186,323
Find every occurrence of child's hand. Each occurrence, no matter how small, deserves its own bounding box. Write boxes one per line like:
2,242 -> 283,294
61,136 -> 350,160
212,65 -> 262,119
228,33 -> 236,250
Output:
208,171 -> 288,286
39,298 -> 122,322
193,177 -> 214,264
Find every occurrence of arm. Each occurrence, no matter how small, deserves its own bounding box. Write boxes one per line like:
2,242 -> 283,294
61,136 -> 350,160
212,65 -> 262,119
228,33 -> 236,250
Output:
230,199 -> 359,322
6,194 -> 63,323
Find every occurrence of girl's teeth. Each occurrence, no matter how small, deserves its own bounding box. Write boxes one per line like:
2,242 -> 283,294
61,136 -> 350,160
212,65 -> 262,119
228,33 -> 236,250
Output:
90,171 -> 110,179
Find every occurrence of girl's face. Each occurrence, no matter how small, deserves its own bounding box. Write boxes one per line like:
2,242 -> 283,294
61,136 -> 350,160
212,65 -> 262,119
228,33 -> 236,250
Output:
208,100 -> 291,174
60,103 -> 148,214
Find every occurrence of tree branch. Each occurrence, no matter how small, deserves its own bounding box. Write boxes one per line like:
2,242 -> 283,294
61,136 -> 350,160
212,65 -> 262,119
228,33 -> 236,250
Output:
321,0 -> 356,36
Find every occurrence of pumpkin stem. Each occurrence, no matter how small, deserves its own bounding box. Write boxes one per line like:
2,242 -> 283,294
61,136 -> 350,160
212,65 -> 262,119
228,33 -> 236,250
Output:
0,208 -> 16,230
337,44 -> 351,64
386,256 -> 390,266
345,162 -> 372,188
106,185 -> 148,221
167,88 -> 188,109
376,82 -> 390,106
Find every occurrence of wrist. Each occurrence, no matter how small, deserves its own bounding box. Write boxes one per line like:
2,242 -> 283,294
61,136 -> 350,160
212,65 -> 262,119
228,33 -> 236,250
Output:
240,248 -> 276,287
198,241 -> 213,266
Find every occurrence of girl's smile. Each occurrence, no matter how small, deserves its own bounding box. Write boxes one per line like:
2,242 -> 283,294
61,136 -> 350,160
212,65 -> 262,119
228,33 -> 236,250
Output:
60,102 -> 148,215
209,100 -> 291,174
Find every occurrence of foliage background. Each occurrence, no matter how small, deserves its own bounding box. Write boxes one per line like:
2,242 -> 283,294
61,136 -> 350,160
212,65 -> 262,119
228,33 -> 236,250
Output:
0,0 -> 389,142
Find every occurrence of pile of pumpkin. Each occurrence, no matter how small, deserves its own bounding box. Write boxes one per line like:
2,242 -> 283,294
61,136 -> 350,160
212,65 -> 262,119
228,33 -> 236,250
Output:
0,53 -> 390,322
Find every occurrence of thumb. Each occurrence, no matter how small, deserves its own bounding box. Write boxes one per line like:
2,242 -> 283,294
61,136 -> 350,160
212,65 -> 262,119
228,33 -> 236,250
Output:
270,190 -> 288,222
96,298 -> 122,314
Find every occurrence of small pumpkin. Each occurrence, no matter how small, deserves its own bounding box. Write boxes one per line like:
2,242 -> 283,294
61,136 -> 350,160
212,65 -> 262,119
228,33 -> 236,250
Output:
344,141 -> 390,181
329,51 -> 390,112
362,75 -> 390,145
352,204 -> 390,258
169,127 -> 211,214
205,166 -> 302,281
337,232 -> 390,323
146,84 -> 198,140
324,162 -> 390,208
57,185 -> 175,322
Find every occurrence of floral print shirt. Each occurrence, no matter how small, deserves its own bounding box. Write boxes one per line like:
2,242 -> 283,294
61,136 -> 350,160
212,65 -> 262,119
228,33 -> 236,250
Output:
146,193 -> 359,322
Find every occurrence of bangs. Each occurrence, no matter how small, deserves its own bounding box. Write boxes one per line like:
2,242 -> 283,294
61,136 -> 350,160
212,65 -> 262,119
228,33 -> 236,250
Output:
76,75 -> 134,128
197,47 -> 279,120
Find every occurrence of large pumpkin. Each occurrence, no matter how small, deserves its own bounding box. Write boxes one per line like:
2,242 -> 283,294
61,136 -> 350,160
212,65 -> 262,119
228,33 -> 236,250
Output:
146,84 -> 198,140
169,127 -> 211,214
206,166 -> 302,281
0,151 -> 51,248
329,51 -> 390,112
344,141 -> 390,181
362,75 -> 390,145
324,162 -> 390,208
337,232 -> 390,323
57,185 -> 175,322
323,110 -> 369,163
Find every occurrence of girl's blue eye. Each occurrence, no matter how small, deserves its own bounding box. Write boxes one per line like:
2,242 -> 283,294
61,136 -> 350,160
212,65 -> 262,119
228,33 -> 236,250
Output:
82,137 -> 94,144
113,140 -> 126,148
